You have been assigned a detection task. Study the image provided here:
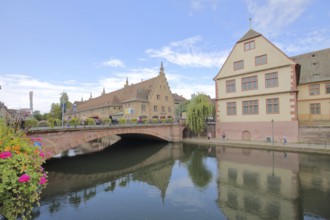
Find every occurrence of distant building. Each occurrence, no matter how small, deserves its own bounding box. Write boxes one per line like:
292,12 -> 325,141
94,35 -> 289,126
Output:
66,63 -> 175,122
172,93 -> 187,120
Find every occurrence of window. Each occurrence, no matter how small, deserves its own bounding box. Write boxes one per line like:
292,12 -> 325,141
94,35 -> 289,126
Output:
255,55 -> 267,66
165,96 -> 169,101
141,104 -> 146,112
161,106 -> 165,112
157,95 -> 161,100
227,102 -> 236,115
244,41 -> 255,51
265,72 -> 278,88
310,103 -> 320,115
168,107 -> 171,113
234,60 -> 244,70
326,83 -> 330,94
242,76 -> 258,91
242,100 -> 258,114
153,105 -> 158,112
309,84 -> 320,95
266,98 -> 279,114
226,80 -> 236,93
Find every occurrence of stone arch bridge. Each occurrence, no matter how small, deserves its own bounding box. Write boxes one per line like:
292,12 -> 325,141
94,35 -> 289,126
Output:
27,124 -> 184,159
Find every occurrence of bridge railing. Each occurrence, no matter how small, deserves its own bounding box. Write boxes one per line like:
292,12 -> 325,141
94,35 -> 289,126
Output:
28,120 -> 180,131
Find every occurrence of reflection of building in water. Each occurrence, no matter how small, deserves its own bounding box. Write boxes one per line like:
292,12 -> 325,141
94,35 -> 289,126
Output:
299,154 -> 330,219
216,147 -> 300,220
132,159 -> 174,202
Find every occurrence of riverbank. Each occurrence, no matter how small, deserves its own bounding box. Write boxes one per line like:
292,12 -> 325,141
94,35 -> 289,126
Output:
183,137 -> 330,155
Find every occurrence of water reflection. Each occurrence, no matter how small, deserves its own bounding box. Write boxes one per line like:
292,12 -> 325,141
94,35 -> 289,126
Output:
216,147 -> 300,219
29,141 -> 330,220
52,135 -> 120,158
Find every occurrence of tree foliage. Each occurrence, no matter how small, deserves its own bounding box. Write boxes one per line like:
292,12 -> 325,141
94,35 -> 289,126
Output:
176,100 -> 190,118
185,94 -> 212,136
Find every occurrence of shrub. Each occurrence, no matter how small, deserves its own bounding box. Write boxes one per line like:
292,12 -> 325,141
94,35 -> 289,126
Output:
131,118 -> 137,124
0,120 -> 47,220
69,117 -> 80,127
152,118 -> 159,123
102,118 -> 110,125
48,118 -> 55,128
118,118 -> 126,124
37,120 -> 50,127
142,118 -> 148,124
85,118 -> 96,126
25,118 -> 38,128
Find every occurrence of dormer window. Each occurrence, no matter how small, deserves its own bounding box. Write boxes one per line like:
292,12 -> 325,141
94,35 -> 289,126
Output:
244,41 -> 255,51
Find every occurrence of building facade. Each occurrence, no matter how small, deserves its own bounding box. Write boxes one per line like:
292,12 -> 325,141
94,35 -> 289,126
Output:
214,29 -> 299,142
292,48 -> 330,126
66,63 -> 175,122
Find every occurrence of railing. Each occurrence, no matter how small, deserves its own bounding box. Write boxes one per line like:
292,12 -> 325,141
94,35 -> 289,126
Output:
28,121 -> 179,131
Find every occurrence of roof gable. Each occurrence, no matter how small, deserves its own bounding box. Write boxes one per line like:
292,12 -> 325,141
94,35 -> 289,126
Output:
237,29 -> 262,43
214,29 -> 295,80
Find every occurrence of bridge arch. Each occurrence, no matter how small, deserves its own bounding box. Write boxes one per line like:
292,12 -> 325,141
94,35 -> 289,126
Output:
27,124 -> 184,159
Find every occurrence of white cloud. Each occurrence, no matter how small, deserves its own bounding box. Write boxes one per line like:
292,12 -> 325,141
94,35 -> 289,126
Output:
274,27 -> 330,55
99,67 -> 159,93
146,36 -> 229,68
246,0 -> 312,35
188,0 -> 219,11
0,74 -> 98,114
101,58 -> 125,68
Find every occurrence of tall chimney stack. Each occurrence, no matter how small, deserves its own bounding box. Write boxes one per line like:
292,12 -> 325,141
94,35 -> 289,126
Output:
29,91 -> 33,113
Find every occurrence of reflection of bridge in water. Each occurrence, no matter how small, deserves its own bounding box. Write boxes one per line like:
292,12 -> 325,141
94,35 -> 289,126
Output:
42,142 -> 184,198
27,124 -> 184,159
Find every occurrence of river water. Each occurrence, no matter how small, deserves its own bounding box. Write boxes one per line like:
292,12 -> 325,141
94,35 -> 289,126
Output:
30,139 -> 330,220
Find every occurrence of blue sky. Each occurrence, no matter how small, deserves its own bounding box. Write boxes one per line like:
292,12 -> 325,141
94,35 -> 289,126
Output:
0,0 -> 329,113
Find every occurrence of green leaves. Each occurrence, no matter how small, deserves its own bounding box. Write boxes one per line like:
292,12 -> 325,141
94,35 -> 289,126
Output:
185,94 -> 213,136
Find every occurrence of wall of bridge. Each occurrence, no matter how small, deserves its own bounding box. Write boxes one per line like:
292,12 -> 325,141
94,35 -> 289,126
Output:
27,124 -> 184,159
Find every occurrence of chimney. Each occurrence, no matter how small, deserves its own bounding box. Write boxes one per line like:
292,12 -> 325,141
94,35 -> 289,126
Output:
29,91 -> 33,113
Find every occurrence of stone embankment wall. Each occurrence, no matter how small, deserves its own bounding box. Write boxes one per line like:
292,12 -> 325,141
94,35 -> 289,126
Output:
299,126 -> 330,143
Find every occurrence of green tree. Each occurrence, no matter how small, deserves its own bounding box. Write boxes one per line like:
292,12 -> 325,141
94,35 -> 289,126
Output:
60,92 -> 72,113
49,93 -> 72,121
50,103 -> 62,120
176,100 -> 190,119
185,94 -> 212,137
32,110 -> 42,121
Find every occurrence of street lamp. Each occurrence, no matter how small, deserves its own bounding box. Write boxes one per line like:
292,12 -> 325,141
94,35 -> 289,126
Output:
271,119 -> 274,145
73,103 -> 77,115
61,94 -> 65,127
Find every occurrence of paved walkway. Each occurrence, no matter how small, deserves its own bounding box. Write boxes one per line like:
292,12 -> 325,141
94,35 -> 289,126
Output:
183,137 -> 330,155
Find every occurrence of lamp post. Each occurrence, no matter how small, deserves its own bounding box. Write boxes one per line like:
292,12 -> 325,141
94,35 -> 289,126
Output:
61,94 -> 64,127
73,103 -> 77,117
271,119 -> 274,145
